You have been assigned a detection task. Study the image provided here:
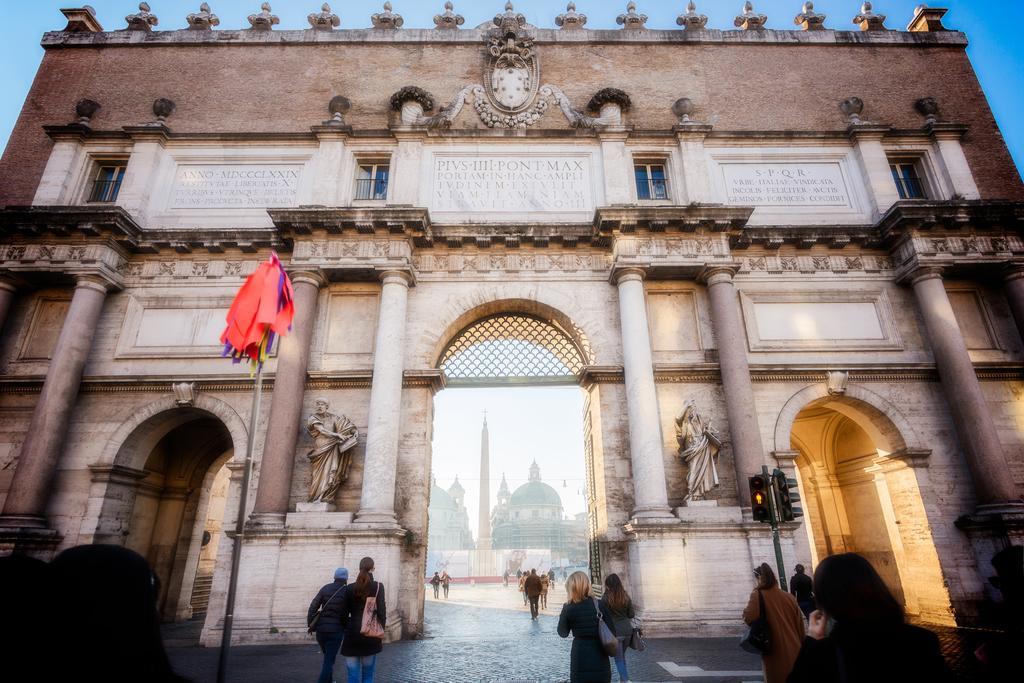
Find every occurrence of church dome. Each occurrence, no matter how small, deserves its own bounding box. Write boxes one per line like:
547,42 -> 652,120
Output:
509,480 -> 563,507
429,482 -> 458,510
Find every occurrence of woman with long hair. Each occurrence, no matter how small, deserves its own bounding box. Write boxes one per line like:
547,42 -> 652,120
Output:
600,573 -> 636,682
742,562 -> 804,683
787,553 -> 952,682
339,557 -> 386,683
557,571 -> 616,682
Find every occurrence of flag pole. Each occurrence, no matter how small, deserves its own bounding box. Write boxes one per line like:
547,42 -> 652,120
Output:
216,363 -> 263,683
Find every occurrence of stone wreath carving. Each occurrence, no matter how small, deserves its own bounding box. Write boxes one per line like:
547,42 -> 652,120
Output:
387,2 -> 628,130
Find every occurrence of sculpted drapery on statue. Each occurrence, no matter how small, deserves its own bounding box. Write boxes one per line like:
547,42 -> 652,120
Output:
675,401 -> 721,502
306,400 -> 358,503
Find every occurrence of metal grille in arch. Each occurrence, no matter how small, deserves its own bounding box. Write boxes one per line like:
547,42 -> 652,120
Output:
439,314 -> 586,386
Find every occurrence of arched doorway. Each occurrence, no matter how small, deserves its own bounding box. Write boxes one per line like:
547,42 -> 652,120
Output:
424,303 -> 603,620
780,386 -> 955,625
91,400 -> 241,623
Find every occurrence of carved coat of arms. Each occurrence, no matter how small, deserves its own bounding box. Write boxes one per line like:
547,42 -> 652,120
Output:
484,4 -> 539,114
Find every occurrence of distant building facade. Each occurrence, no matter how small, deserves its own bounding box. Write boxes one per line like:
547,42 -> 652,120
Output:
427,477 -> 473,552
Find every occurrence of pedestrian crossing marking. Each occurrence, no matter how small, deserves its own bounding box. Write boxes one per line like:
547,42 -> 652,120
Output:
658,661 -> 764,679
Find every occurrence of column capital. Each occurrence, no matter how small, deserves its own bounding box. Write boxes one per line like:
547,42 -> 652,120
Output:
75,274 -> 113,293
699,264 -> 740,286
673,122 -> 714,140
925,122 -> 969,142
288,269 -> 327,289
379,269 -> 414,287
909,266 -> 945,286
846,123 -> 892,142
612,267 -> 647,286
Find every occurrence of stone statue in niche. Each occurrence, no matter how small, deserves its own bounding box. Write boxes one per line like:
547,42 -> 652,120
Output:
675,400 -> 721,502
306,400 -> 359,503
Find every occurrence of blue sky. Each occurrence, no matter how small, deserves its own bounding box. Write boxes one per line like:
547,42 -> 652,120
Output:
0,1 -> 1022,174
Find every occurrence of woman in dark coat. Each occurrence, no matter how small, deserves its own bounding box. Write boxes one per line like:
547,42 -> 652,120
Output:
600,573 -> 636,682
558,570 -> 616,683
787,553 -> 953,683
340,556 -> 386,683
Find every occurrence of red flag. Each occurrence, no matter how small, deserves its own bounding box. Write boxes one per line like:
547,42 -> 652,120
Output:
220,251 -> 295,371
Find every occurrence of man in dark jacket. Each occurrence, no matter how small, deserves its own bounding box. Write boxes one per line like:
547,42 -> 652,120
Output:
307,567 -> 349,683
791,564 -> 814,618
524,568 -> 544,620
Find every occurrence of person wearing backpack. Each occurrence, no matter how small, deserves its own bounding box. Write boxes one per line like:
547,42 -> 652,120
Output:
307,567 -> 349,683
742,563 -> 804,683
340,557 -> 386,683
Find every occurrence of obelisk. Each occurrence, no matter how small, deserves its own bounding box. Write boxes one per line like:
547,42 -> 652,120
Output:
477,413 -> 492,551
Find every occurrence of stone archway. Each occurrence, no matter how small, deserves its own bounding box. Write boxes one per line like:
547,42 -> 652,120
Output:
775,383 -> 955,625
86,396 -> 244,622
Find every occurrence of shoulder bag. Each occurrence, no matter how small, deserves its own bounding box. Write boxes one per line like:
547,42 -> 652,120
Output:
628,618 -> 646,652
308,584 -> 346,634
739,589 -> 771,655
592,598 -> 619,657
360,583 -> 385,639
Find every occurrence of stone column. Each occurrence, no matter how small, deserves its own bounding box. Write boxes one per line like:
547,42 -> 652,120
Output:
356,270 -> 412,526
599,130 -> 633,204
674,123 -> 713,204
250,271 -> 326,524
614,268 -> 674,521
928,123 -> 981,200
910,267 -> 1017,505
0,275 -> 110,526
848,124 -> 901,218
703,266 -> 766,501
1003,265 -> 1024,344
0,276 -> 17,334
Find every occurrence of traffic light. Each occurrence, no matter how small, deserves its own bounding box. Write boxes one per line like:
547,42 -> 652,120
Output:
749,475 -> 770,522
773,468 -> 803,521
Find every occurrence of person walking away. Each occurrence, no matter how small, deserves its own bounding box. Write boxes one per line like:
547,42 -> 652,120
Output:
742,563 -> 804,683
540,572 -> 550,610
600,573 -> 636,683
307,567 -> 349,683
429,571 -> 440,599
558,571 -> 615,682
790,564 -> 814,620
340,557 -> 386,683
503,570 -> 509,587
525,568 -> 544,619
440,570 -> 451,599
519,573 -> 528,605
787,553 -> 953,683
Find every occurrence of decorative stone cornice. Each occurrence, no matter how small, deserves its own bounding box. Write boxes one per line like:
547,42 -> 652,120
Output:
612,235 -> 733,281
268,206 -> 431,243
0,205 -> 141,246
877,200 -> 1024,238
593,205 -> 754,236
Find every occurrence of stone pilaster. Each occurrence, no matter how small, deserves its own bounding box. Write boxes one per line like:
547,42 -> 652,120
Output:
32,126 -> 90,204
310,126 -> 352,206
909,267 -> 1018,507
702,266 -> 766,502
117,125 -> 170,225
927,123 -> 981,200
1003,265 -> 1024,345
356,270 -> 412,526
0,275 -> 111,527
250,270 -> 326,525
674,122 -> 713,204
613,268 -> 675,521
599,129 -> 633,204
848,123 -> 900,218
390,130 -> 425,206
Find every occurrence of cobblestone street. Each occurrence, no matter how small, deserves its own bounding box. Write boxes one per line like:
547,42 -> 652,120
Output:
166,583 -> 992,682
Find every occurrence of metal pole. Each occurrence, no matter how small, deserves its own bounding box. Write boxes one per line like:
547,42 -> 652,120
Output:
762,465 -> 788,593
216,365 -> 263,683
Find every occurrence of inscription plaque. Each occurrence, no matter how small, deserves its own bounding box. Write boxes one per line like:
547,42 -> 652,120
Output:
169,164 -> 302,209
721,163 -> 850,207
431,155 -> 592,213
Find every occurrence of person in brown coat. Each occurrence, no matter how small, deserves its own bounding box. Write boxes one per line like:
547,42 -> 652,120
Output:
524,568 -> 544,620
743,562 -> 805,683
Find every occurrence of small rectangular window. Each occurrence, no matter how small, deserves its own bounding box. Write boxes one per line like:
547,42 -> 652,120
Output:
634,161 -> 669,200
355,161 -> 390,200
87,162 -> 127,203
889,160 -> 926,200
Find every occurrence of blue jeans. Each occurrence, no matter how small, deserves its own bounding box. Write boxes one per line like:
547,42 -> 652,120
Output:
315,631 -> 344,683
613,636 -> 629,681
346,654 -> 376,683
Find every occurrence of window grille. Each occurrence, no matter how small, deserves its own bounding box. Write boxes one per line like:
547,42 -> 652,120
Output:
439,314 -> 586,386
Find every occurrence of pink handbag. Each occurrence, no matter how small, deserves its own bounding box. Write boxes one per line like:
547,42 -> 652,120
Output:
360,583 -> 385,639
